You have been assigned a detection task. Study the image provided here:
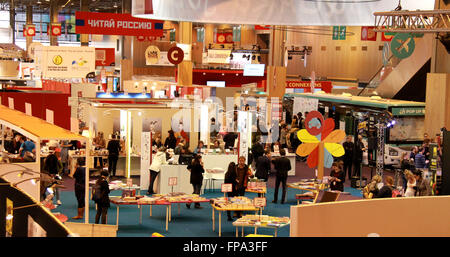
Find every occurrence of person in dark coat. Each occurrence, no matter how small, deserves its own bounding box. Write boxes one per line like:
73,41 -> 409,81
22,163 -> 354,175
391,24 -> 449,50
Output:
70,158 -> 86,220
255,150 -> 271,182
223,132 -> 237,150
94,171 -> 110,224
342,135 -> 354,181
107,134 -> 121,177
272,149 -> 291,204
251,136 -> 265,167
373,176 -> 394,198
329,162 -> 345,192
186,155 -> 205,209
224,162 -> 237,221
353,135 -> 366,177
164,130 -> 177,150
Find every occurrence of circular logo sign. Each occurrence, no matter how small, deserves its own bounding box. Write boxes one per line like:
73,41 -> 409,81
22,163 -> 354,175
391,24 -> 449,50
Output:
217,34 -> 225,43
167,46 -> 184,65
391,33 -> 415,59
27,27 -> 35,37
52,26 -> 61,36
145,45 -> 160,65
52,55 -> 63,65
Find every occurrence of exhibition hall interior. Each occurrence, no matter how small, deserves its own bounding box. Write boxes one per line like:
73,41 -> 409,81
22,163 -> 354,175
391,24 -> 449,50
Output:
1,0 -> 450,238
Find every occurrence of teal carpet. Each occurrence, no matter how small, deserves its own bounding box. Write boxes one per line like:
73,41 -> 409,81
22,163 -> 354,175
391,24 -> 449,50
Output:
54,186 -> 362,237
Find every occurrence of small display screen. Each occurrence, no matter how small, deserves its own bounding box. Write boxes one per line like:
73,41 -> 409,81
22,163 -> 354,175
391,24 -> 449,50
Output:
243,64 -> 265,76
206,81 -> 226,87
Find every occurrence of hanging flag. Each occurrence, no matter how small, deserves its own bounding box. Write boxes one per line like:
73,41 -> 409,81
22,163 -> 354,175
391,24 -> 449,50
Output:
196,27 -> 205,42
339,26 -> 346,40
232,26 -> 241,42
332,26 -> 340,40
361,26 -> 377,41
381,32 -> 394,42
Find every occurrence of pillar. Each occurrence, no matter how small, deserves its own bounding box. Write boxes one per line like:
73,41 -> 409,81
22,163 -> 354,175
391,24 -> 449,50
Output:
425,0 -> 450,136
9,0 -> 15,44
49,0 -> 61,46
80,0 -> 90,46
177,21 -> 193,86
267,26 -> 287,99
25,5 -> 33,52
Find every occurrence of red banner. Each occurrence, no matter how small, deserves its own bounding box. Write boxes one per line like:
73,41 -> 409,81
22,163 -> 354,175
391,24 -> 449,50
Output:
255,25 -> 271,30
286,81 -> 333,93
95,48 -> 115,67
216,32 -> 233,43
75,12 -> 164,37
361,26 -> 377,41
145,0 -> 154,14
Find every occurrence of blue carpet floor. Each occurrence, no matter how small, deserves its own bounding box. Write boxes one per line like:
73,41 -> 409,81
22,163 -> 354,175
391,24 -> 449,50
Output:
54,186 -> 362,237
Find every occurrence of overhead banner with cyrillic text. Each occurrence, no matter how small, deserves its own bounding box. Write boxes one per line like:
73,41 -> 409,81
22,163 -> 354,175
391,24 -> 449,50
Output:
75,11 -> 164,37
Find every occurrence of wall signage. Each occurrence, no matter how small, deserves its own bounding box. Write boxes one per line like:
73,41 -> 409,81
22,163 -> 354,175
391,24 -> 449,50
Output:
391,107 -> 425,116
390,33 -> 415,59
75,11 -> 164,37
167,46 -> 184,65
145,45 -> 160,65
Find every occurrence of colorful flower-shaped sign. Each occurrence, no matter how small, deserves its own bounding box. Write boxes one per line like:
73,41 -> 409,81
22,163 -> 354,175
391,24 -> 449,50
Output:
296,111 -> 346,169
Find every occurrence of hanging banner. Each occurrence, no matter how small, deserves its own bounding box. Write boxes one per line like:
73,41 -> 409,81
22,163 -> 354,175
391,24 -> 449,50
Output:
34,46 -> 95,78
75,11 -> 164,37
141,132 -> 151,190
293,97 -> 319,116
232,26 -> 241,42
361,26 -> 377,41
95,48 -> 115,67
176,43 -> 191,61
132,0 -> 433,26
196,27 -> 205,42
216,32 -> 233,44
286,81 -> 333,92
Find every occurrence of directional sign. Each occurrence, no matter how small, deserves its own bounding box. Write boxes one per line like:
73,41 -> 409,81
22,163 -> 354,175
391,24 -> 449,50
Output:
391,33 -> 415,59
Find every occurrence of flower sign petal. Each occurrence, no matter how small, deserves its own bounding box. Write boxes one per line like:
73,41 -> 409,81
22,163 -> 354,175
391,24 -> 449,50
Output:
297,129 -> 320,143
322,118 -> 335,139
296,142 -> 319,157
324,143 -> 345,157
307,148 -> 319,168
324,149 -> 334,168
323,130 -> 346,143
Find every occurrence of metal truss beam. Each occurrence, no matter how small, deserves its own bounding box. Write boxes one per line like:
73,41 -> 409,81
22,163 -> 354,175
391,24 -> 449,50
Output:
374,10 -> 450,33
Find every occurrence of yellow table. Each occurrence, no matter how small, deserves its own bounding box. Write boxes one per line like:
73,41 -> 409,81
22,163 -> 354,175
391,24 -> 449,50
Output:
211,205 -> 260,237
232,216 -> 290,237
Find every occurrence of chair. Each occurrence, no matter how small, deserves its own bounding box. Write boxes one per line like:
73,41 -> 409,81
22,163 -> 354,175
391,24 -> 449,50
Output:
205,167 -> 225,192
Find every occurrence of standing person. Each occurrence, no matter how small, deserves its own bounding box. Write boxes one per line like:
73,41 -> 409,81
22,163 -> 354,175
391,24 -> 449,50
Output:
69,158 -> 86,220
413,169 -> 432,196
93,131 -> 106,169
272,149 -> 291,204
414,147 -> 427,169
353,135 -> 366,178
297,112 -> 304,129
60,140 -> 72,174
107,134 -> 121,178
8,134 -> 22,154
147,146 -> 167,195
235,156 -> 253,217
329,162 -> 345,192
93,171 -> 110,224
43,150 -> 63,205
151,133 -> 163,149
255,150 -> 271,182
342,135 -> 354,182
223,132 -> 237,150
373,176 -> 394,198
4,127 -> 13,152
404,170 -> 416,197
251,136 -> 265,167
224,162 -> 237,221
186,154 -> 205,209
164,130 -> 177,150
279,124 -> 288,149
409,146 -> 418,162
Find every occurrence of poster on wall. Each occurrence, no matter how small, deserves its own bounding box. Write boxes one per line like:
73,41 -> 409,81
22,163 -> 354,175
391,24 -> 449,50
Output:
142,117 -> 162,146
171,112 -> 190,147
207,49 -> 231,64
140,132 -> 151,190
145,45 -> 161,65
176,43 -> 191,62
34,46 -> 95,78
293,97 -> 318,117
95,48 -> 115,67
147,51 -> 174,66
389,117 -> 424,142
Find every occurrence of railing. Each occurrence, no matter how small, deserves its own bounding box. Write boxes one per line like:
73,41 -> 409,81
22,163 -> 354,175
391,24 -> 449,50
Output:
357,53 -> 402,96
0,176 -> 72,237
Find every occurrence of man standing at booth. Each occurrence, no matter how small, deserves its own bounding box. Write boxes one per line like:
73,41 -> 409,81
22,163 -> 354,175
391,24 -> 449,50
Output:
107,134 -> 121,178
272,149 -> 291,204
